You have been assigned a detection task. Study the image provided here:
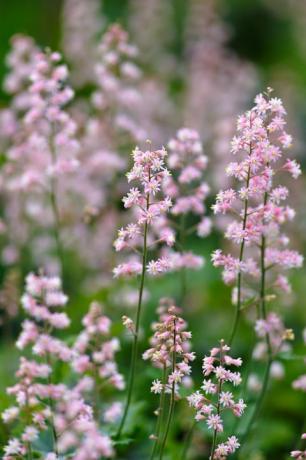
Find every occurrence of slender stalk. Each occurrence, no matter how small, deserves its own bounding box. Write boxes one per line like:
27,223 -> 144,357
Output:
49,179 -> 64,276
159,318 -> 177,460
93,365 -> 101,421
27,443 -> 33,460
179,214 -> 187,305
229,163 -> 251,346
25,392 -> 33,460
150,365 -> 167,460
48,126 -> 64,277
240,192 -> 273,444
116,199 -> 149,438
180,419 -> 197,460
210,346 -> 224,460
46,353 -> 59,455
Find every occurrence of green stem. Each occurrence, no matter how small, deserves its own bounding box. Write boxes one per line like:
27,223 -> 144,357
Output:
48,126 -> 64,278
229,163 -> 251,346
179,214 -> 187,305
93,365 -> 101,421
159,318 -> 177,459
240,194 -> 273,444
116,207 -> 149,438
49,180 -> 64,276
25,393 -> 33,460
27,442 -> 33,460
150,365 -> 167,460
46,354 -> 59,455
210,363 -> 223,459
180,419 -> 197,460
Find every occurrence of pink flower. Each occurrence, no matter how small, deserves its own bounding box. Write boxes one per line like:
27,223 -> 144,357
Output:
188,341 -> 244,456
114,145 -> 173,279
207,414 -> 223,432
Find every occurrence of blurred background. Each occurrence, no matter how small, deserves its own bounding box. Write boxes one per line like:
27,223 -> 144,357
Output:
0,0 -> 305,459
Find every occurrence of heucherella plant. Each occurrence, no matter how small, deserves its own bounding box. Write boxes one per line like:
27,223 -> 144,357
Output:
2,273 -> 72,457
2,48 -> 79,274
52,381 -> 115,459
114,144 -> 173,436
72,301 -> 125,420
211,89 -> 303,443
187,340 -> 245,460
92,23 -> 145,143
1,34 -> 38,126
2,274 -> 116,459
143,298 -> 195,459
212,89 -> 302,344
61,0 -> 104,88
162,128 -> 211,301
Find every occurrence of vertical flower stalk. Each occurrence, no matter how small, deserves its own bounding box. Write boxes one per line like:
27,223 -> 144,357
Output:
162,128 -> 211,303
212,90 -> 302,348
4,48 -> 80,276
72,301 -> 125,421
2,273 -> 72,458
212,90 -> 303,446
114,145 -> 173,437
187,341 -> 245,459
143,299 -> 195,459
25,50 -> 79,275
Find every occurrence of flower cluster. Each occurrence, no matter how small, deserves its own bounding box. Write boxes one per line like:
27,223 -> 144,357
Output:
6,49 -> 79,191
3,34 -> 38,113
92,23 -> 145,142
53,381 -> 114,459
254,312 -> 294,359
113,145 -> 173,278
72,301 -> 125,393
143,298 -> 195,394
2,273 -> 71,458
166,128 -> 209,218
212,90 -> 302,291
61,0 -> 104,88
2,274 -> 119,459
159,128 -> 211,272
187,341 -> 245,459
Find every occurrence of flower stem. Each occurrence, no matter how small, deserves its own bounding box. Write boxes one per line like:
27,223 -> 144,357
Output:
150,365 -> 167,460
229,163 -> 251,346
210,346 -> 224,460
46,353 -> 59,455
116,212 -> 149,438
180,418 -> 197,460
240,203 -> 273,444
48,128 -> 64,278
179,214 -> 187,305
27,442 -> 33,460
159,318 -> 177,459
49,180 -> 64,276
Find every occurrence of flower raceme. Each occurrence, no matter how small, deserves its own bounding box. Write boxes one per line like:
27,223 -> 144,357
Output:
159,128 -> 211,274
187,340 -> 245,459
93,23 -> 146,142
143,298 -> 195,458
7,49 -> 79,191
2,273 -> 72,458
143,299 -> 195,393
72,301 -> 125,410
2,274 -> 119,459
212,90 -> 303,310
113,145 -> 173,278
